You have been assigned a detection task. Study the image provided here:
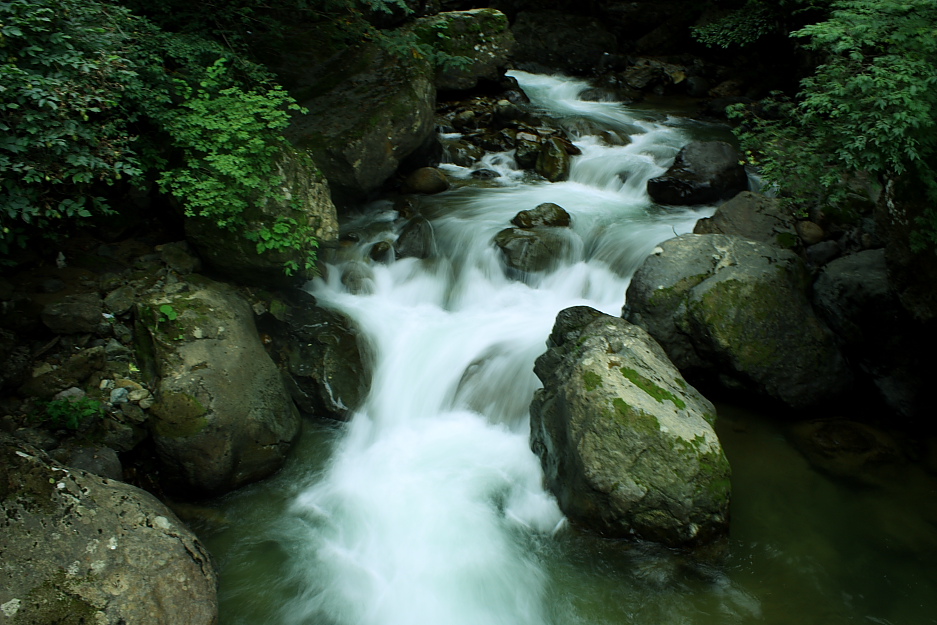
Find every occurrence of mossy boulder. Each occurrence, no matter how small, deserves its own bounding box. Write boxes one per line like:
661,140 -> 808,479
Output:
530,307 -> 730,546
185,148 -> 339,287
625,234 -> 852,408
410,9 -> 515,91
0,435 -> 218,624
138,276 -> 300,495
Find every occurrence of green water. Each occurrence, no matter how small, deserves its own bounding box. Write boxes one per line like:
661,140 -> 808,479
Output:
198,406 -> 937,625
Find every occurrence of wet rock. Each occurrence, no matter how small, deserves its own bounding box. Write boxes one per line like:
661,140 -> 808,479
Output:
514,137 -> 541,169
402,167 -> 451,194
395,216 -> 436,260
0,436 -> 218,624
282,306 -> 372,420
471,168 -> 500,180
693,191 -> 798,249
494,227 -> 571,274
139,276 -> 300,495
647,141 -> 748,205
625,234 -> 851,408
41,293 -> 103,334
369,240 -> 394,263
536,137 -> 571,182
512,203 -> 571,229
530,307 -> 730,546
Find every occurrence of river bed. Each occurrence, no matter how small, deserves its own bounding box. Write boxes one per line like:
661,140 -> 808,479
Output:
198,71 -> 937,625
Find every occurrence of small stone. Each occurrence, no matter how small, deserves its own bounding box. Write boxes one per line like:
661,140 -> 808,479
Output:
128,389 -> 150,403
53,387 -> 86,402
109,387 -> 130,405
100,379 -> 114,390
114,379 -> 143,391
138,397 -> 155,410
796,220 -> 825,245
104,285 -> 136,315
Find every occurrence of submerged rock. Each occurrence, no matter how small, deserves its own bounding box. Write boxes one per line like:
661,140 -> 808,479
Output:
625,234 -> 851,408
0,436 -> 218,624
530,307 -> 731,546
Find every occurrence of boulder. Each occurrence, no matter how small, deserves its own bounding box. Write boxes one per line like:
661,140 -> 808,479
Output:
493,226 -> 572,274
395,216 -> 437,260
625,234 -> 851,408
693,191 -> 798,249
279,306 -> 372,421
138,276 -> 300,495
186,148 -> 338,287
530,307 -> 730,546
512,202 -> 571,228
402,167 -> 450,194
511,11 -> 617,75
278,39 -> 436,203
647,141 -> 748,205
536,137 -> 571,182
0,436 -> 218,624
410,9 -> 515,91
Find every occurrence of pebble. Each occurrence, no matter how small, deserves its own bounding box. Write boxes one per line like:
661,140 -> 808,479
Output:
128,389 -> 150,403
115,379 -> 143,391
109,387 -> 130,405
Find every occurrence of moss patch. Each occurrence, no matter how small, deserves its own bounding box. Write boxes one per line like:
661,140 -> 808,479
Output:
610,398 -> 661,434
582,370 -> 603,391
149,392 -> 209,438
619,367 -> 686,410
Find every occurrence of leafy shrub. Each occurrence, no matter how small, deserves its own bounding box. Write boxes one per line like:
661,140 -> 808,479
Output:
38,397 -> 104,430
728,0 -> 937,249
0,0 -> 317,270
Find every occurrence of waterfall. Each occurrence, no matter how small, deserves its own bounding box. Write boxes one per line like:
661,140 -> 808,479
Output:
268,71 -> 718,625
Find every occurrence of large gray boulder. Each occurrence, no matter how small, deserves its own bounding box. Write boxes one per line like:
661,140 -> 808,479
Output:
530,307 -> 730,546
0,436 -> 218,624
186,148 -> 339,287
138,276 -> 300,495
625,234 -> 851,408
693,191 -> 798,249
647,141 -> 748,205
410,9 -> 515,91
278,40 -> 436,202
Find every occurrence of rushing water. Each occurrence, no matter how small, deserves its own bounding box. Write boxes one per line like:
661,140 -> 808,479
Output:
200,72 -> 937,625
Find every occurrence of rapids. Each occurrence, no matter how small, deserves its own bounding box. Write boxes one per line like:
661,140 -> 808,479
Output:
200,71 -> 937,625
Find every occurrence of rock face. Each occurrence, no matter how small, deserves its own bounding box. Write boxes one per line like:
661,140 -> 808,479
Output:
625,234 -> 851,408
0,437 -> 218,624
511,11 -> 617,74
278,40 -> 435,203
693,191 -> 798,249
530,307 -> 730,546
411,9 -> 515,91
279,306 -> 372,421
186,148 -> 339,287
138,276 -> 300,495
647,141 -> 748,205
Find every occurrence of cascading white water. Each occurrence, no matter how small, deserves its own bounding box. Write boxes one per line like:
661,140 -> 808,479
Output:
276,71 -> 720,625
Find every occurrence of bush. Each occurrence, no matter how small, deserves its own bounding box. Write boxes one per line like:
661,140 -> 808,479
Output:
37,396 -> 104,431
728,0 -> 937,249
0,0 -> 316,270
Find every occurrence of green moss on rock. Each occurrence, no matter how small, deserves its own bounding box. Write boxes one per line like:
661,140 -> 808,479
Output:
582,370 -> 603,391
619,366 -> 686,410
150,392 -> 209,438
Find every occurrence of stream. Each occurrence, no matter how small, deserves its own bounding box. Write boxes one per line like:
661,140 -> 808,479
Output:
200,72 -> 937,625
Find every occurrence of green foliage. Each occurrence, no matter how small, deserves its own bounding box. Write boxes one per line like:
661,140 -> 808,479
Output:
158,304 -> 178,321
692,0 -> 831,48
37,397 -> 103,430
1,0 -> 318,271
730,0 -> 937,249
